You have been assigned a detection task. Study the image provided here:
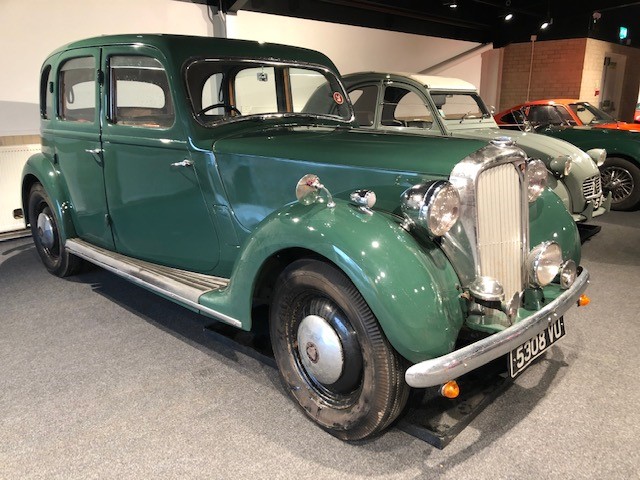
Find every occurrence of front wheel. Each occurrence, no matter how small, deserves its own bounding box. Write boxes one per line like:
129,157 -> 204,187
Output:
28,183 -> 83,277
600,157 -> 640,211
270,259 -> 409,441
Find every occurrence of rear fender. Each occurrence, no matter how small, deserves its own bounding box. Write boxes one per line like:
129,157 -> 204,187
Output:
22,153 -> 77,241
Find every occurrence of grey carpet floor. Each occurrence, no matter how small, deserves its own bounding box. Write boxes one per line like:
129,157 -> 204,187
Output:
1,211 -> 638,479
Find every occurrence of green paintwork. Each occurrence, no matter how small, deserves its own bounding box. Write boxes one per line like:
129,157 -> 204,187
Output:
539,125 -> 640,167
342,72 -> 605,221
23,34 -> 583,365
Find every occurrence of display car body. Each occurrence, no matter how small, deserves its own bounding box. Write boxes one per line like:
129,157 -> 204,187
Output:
342,73 -> 609,222
495,99 -> 640,132
23,35 -> 590,440
634,103 -> 640,123
496,102 -> 640,210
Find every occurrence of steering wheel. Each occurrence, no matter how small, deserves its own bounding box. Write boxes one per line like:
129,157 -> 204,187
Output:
197,103 -> 242,117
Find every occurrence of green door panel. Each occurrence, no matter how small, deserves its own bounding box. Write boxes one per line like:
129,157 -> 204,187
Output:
101,46 -> 220,272
52,47 -> 114,249
199,200 -> 466,364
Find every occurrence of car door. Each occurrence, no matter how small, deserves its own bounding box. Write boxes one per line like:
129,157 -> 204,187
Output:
100,46 -> 220,272
54,48 -> 115,249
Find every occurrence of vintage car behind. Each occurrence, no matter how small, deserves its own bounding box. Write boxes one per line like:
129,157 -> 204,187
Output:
23,34 -> 590,441
342,72 -> 610,222
495,103 -> 640,210
495,99 -> 640,132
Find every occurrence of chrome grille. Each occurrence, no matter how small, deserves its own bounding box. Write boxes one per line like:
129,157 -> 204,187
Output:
476,163 -> 524,301
582,174 -> 602,200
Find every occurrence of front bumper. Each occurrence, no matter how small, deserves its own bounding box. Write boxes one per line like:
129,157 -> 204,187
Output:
405,267 -> 590,388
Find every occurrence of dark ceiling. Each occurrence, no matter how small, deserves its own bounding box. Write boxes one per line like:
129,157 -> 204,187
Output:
201,0 -> 640,47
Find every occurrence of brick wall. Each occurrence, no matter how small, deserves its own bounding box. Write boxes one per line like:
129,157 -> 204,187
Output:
499,38 -> 587,110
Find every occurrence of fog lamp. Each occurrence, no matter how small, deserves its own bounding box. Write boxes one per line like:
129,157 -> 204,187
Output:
401,181 -> 460,237
527,241 -> 563,287
559,260 -> 577,289
469,276 -> 504,302
526,159 -> 548,202
440,380 -> 460,399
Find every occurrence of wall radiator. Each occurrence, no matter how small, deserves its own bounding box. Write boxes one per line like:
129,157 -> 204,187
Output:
0,144 -> 40,234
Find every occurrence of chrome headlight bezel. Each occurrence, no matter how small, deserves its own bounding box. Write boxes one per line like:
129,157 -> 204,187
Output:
527,241 -> 563,287
401,180 -> 460,238
559,260 -> 577,289
549,155 -> 572,177
586,148 -> 607,167
526,159 -> 548,202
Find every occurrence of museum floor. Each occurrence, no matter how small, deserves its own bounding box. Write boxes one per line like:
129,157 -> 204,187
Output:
1,211 -> 638,480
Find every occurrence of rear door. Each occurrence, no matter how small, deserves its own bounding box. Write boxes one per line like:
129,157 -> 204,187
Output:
53,48 -> 114,249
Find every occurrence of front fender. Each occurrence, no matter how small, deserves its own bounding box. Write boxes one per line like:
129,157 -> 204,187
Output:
22,153 -> 77,241
199,199 -> 465,364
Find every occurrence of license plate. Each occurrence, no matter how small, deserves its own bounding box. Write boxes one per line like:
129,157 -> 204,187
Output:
509,317 -> 565,378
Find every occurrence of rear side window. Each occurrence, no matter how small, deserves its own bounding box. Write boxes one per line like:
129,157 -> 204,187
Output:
349,85 -> 378,127
40,65 -> 53,119
109,56 -> 174,128
59,57 -> 96,122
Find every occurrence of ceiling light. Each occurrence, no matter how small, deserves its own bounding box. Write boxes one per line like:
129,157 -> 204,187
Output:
540,17 -> 552,30
505,13 -> 513,21
449,2 -> 458,8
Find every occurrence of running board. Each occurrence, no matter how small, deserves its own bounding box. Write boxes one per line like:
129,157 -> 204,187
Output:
65,239 -> 240,328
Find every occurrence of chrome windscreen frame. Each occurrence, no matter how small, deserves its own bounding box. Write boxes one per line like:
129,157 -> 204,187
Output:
441,140 -> 530,297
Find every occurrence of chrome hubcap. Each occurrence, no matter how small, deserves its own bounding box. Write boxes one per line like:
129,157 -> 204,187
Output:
297,314 -> 344,385
602,166 -> 634,203
37,212 -> 55,249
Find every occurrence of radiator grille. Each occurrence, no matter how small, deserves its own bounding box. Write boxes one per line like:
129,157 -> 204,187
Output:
582,174 -> 602,200
0,144 -> 40,233
476,163 -> 523,301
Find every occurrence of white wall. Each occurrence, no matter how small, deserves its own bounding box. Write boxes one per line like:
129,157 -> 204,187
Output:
0,1 -> 490,136
227,10 -> 483,84
0,0 -> 211,135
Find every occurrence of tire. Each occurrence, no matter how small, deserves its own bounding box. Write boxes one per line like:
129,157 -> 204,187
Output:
270,259 -> 409,441
28,183 -> 83,277
600,157 -> 640,211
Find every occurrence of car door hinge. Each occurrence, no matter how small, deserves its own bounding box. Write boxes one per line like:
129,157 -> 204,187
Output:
105,213 -> 112,226
97,69 -> 105,86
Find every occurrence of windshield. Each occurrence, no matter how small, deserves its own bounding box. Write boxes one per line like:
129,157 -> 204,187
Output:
568,102 -> 616,125
428,91 -> 491,122
186,60 -> 352,125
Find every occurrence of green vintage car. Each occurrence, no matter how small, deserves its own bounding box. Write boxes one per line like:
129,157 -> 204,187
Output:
342,72 -> 610,222
23,34 -> 589,441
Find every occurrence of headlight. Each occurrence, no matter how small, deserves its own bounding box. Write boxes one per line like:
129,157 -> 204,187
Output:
526,159 -> 548,202
549,155 -> 572,177
559,260 -> 577,289
401,181 -> 460,237
586,148 -> 607,167
527,241 -> 563,287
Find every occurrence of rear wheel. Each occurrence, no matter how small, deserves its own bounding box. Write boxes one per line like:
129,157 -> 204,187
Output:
28,183 -> 82,277
601,157 -> 640,211
270,259 -> 409,441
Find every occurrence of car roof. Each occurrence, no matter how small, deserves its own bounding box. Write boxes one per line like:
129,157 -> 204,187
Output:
343,71 -> 477,91
46,34 -> 338,72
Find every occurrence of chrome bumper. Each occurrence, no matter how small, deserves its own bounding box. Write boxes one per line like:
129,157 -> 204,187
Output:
405,268 -> 590,388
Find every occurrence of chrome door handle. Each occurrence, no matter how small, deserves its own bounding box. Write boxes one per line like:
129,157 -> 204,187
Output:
170,159 -> 193,167
85,148 -> 103,165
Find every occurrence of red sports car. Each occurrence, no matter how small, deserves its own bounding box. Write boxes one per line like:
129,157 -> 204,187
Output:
495,99 -> 640,131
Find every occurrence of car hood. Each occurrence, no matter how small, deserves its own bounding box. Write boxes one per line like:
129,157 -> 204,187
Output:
592,121 -> 640,132
208,124 -> 489,230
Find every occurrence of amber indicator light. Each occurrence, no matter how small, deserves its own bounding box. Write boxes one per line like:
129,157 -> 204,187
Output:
577,294 -> 591,307
440,380 -> 460,399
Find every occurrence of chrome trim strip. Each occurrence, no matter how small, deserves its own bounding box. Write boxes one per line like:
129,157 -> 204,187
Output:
404,268 -> 589,388
65,239 -> 241,328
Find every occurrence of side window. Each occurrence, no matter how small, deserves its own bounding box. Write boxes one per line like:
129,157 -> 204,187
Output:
40,65 -> 53,119
234,67 -> 277,115
59,56 -> 96,122
348,85 -> 378,127
382,86 -> 433,129
109,56 -> 174,128
201,73 -> 225,117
